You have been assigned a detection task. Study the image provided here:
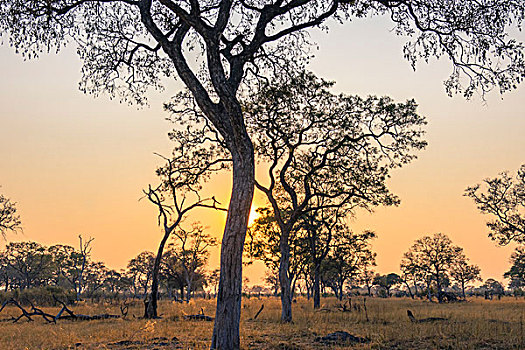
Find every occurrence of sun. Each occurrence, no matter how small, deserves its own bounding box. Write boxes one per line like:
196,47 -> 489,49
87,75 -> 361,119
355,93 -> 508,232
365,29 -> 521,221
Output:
248,205 -> 259,226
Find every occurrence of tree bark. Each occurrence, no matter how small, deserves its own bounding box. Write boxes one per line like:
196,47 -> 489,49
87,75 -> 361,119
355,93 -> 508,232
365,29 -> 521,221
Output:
279,230 -> 293,323
211,140 -> 254,349
144,227 -> 171,319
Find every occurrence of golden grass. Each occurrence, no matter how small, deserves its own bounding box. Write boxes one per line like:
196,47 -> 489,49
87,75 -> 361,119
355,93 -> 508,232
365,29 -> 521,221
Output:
0,296 -> 524,349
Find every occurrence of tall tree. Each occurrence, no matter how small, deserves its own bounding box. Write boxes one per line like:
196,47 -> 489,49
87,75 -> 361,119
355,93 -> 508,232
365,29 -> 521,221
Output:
244,71 -> 426,321
0,191 -> 22,237
465,164 -> 525,245
3,1 -> 524,347
504,247 -> 525,290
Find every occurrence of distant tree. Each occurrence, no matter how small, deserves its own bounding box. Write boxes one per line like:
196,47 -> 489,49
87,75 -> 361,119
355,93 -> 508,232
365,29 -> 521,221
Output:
245,207 -> 309,305
322,229 -> 376,301
161,249 -> 187,301
3,242 -> 53,289
450,253 -> 481,299
483,278 -> 505,298
400,256 -> 423,299
144,146 -> 226,318
359,265 -> 376,298
401,233 -> 463,302
465,165 -> 525,245
504,247 -> 525,290
302,206 -> 347,308
83,261 -> 110,297
208,269 -> 221,297
245,71 -> 426,321
167,223 -> 217,302
47,236 -> 94,300
0,192 -> 22,237
373,273 -> 402,297
264,270 -> 280,297
126,251 -> 155,298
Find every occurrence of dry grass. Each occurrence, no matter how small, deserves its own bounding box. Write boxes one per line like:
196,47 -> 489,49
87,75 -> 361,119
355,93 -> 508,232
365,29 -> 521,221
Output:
0,296 -> 524,349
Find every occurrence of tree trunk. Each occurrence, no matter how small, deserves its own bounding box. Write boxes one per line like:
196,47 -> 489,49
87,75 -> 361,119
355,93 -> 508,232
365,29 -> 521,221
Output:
144,227 -> 172,319
279,229 -> 293,323
461,281 -> 466,300
404,279 -> 414,299
211,143 -> 254,349
313,263 -> 321,309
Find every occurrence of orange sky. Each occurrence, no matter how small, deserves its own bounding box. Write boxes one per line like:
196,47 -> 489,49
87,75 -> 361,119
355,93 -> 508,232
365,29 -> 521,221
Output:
1,16 -> 524,286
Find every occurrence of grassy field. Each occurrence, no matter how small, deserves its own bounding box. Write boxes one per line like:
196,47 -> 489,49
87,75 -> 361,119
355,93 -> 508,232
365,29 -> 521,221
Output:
0,296 -> 524,349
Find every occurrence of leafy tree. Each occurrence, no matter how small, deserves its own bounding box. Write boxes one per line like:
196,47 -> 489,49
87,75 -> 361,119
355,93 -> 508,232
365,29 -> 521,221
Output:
302,206 -> 346,308
126,251 -> 156,298
3,242 -> 54,289
401,233 -> 462,302
0,192 -> 22,237
207,268 -> 221,297
373,273 -> 401,297
245,207 -> 309,306
3,1 -> 524,346
483,278 -> 505,297
322,229 -> 376,300
168,223 -> 217,302
465,165 -> 525,245
245,71 -> 426,321
504,247 -> 525,290
450,253 -> 481,299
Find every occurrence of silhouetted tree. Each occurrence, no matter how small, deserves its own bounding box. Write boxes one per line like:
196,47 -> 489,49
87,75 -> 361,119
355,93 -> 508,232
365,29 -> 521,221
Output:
504,247 -> 525,290
483,278 -> 505,298
144,152 -> 225,318
322,229 -> 376,300
466,165 -> 525,245
3,1 -> 524,346
373,273 -> 401,297
2,242 -> 53,289
401,233 -> 462,302
245,71 -> 426,321
246,207 -> 308,304
0,191 -> 22,237
168,223 -> 217,302
450,253 -> 481,299
126,251 -> 155,298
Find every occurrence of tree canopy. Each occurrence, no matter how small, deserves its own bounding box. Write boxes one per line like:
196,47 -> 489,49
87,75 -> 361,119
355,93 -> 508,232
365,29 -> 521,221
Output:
465,164 -> 525,245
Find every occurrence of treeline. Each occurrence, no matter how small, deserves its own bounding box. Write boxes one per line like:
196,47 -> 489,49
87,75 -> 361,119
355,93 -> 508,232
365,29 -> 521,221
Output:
0,225 -> 217,304
253,232 -> 525,304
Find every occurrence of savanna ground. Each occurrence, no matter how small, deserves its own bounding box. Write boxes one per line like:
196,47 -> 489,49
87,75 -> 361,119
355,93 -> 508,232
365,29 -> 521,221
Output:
0,296 -> 524,349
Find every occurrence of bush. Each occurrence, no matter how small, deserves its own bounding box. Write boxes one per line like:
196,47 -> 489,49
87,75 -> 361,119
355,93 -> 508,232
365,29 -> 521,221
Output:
0,286 -> 76,306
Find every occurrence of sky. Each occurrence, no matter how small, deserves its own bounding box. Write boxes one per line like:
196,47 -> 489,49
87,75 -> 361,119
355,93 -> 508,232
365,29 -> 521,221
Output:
0,15 -> 524,286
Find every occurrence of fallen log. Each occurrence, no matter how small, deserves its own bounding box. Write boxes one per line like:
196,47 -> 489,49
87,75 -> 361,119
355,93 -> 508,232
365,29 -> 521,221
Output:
183,308 -> 214,321
407,309 -> 448,323
0,297 -> 125,323
249,304 -> 264,321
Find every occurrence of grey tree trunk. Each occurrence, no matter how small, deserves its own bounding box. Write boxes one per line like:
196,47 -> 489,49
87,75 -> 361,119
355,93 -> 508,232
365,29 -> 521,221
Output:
279,230 -> 293,323
211,143 -> 254,349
